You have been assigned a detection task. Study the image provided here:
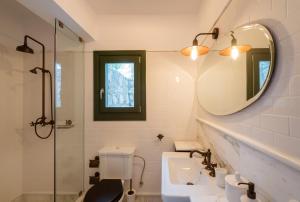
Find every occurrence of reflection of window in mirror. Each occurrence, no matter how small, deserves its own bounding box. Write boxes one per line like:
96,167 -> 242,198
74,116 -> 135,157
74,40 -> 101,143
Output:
246,48 -> 271,100
55,63 -> 62,108
259,61 -> 270,89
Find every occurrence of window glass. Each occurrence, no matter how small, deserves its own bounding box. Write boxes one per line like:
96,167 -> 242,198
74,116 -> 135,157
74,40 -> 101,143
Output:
55,63 -> 62,108
105,63 -> 135,108
259,60 -> 270,89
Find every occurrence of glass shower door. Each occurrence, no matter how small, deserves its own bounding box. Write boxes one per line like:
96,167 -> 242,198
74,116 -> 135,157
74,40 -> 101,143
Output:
54,20 -> 84,202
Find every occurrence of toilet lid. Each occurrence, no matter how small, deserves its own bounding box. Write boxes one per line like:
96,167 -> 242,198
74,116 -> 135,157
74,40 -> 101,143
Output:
84,179 -> 123,202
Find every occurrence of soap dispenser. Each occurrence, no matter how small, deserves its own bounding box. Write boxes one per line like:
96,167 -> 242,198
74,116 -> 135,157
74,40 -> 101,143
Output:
238,182 -> 261,202
225,172 -> 247,202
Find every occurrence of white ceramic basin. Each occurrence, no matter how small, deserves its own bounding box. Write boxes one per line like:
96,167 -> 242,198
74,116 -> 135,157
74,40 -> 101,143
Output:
168,157 -> 209,185
162,152 -> 226,202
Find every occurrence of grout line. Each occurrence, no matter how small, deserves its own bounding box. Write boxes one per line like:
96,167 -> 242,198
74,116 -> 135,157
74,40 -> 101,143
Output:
270,0 -> 273,11
285,0 -> 288,18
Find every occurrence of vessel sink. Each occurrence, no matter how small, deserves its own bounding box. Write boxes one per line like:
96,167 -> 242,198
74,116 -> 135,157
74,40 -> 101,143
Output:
161,152 -> 226,202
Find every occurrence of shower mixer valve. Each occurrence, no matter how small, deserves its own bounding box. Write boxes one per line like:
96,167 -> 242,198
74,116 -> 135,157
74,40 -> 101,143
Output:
30,116 -> 55,127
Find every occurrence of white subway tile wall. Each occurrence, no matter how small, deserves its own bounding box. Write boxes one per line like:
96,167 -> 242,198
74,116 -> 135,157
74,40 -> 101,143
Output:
198,0 -> 300,201
84,51 -> 198,194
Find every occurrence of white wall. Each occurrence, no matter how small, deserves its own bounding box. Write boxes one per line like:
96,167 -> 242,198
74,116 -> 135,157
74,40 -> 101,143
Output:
84,50 -> 198,194
84,13 -> 202,194
0,0 -> 55,199
17,0 -> 97,41
22,51 -> 55,194
86,14 -> 200,51
82,0 -> 233,193
53,0 -> 97,39
55,28 -> 85,193
197,0 -> 300,201
0,1 -> 24,199
20,3 -> 55,194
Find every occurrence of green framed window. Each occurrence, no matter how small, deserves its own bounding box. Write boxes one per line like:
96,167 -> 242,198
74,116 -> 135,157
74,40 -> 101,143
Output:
94,50 -> 146,121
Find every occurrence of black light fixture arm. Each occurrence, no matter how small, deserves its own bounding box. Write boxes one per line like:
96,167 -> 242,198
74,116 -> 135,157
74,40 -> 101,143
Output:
230,31 -> 237,46
193,28 -> 219,46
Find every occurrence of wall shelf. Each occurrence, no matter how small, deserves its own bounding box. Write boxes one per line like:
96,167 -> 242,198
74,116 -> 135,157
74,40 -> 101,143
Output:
196,117 -> 300,172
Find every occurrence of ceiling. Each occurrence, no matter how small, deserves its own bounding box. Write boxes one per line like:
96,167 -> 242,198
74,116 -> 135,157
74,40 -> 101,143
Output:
86,0 -> 202,15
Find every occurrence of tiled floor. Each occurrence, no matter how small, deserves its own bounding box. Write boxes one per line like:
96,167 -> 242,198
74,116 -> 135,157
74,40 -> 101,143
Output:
13,193 -> 162,202
13,194 -> 77,202
123,195 -> 162,202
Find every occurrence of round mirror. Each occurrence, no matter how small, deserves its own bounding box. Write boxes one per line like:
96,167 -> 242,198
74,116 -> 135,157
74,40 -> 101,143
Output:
197,24 -> 275,115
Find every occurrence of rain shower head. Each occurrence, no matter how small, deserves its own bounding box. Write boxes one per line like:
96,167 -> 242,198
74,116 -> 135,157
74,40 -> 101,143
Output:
16,42 -> 34,54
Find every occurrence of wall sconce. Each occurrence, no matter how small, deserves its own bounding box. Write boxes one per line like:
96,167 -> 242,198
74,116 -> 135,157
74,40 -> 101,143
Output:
181,28 -> 219,61
219,31 -> 252,60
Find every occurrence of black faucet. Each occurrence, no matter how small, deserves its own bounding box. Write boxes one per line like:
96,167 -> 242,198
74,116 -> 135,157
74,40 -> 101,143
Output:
190,149 -> 217,177
205,149 -> 217,177
189,149 -> 209,166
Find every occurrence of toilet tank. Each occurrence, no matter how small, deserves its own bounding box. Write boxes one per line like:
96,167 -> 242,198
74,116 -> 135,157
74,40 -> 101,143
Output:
99,146 -> 135,180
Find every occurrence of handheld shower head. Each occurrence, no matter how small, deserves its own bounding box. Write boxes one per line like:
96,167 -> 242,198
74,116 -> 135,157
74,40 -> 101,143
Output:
29,68 -> 38,74
16,42 -> 34,54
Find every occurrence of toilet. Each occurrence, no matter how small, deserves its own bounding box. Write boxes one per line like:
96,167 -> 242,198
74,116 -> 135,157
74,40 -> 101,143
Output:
83,146 -> 135,202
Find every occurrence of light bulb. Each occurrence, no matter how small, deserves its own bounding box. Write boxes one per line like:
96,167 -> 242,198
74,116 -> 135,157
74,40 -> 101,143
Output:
190,46 -> 198,61
231,46 -> 239,60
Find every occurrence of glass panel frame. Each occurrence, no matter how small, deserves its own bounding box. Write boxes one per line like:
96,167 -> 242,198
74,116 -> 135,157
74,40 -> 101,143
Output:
54,19 -> 85,202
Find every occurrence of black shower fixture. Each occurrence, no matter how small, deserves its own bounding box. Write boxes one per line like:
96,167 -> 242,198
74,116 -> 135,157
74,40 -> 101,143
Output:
29,68 -> 38,74
16,35 -> 55,139
16,42 -> 34,54
29,67 -> 50,74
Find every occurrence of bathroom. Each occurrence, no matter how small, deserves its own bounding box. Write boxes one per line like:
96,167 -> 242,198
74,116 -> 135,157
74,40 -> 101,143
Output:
0,0 -> 299,201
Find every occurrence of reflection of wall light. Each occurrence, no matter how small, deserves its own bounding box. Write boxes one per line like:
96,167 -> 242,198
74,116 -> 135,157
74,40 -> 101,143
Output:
190,46 -> 199,61
175,76 -> 180,83
181,167 -> 191,170
231,46 -> 239,60
219,31 -> 252,60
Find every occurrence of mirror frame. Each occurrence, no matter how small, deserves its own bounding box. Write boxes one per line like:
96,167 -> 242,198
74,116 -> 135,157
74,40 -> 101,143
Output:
197,24 -> 276,115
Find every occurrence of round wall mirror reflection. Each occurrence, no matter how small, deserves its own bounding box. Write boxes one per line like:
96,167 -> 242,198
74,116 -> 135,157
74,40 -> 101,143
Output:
197,24 -> 275,115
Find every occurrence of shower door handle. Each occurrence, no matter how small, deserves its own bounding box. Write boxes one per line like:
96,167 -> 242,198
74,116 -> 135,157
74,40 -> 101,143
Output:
100,88 -> 104,100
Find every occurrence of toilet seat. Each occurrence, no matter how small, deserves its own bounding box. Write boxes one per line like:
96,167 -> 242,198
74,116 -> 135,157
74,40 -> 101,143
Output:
84,179 -> 123,202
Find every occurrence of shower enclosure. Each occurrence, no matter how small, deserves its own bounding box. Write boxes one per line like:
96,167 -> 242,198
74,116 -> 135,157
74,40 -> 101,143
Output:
54,20 -> 85,202
0,1 -> 84,201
